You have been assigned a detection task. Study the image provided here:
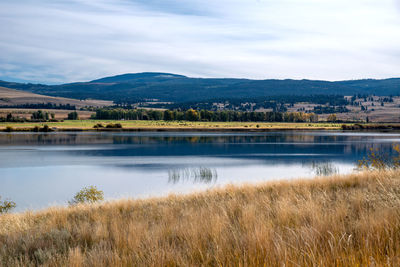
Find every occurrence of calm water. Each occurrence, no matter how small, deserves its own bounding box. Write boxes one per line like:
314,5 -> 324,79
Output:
1,131 -> 399,211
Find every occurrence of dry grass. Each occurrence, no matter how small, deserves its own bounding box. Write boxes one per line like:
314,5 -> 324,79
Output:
1,170 -> 400,266
288,96 -> 400,123
0,86 -> 112,108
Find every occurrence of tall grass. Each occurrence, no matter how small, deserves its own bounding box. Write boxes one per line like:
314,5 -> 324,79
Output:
1,170 -> 400,266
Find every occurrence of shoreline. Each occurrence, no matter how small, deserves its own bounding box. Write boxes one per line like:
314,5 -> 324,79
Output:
0,127 -> 341,132
2,121 -> 400,132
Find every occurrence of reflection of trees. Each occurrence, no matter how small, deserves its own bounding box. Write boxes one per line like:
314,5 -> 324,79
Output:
1,133 -> 399,162
168,167 -> 218,184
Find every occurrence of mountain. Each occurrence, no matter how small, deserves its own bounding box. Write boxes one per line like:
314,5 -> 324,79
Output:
0,73 -> 399,103
90,72 -> 186,83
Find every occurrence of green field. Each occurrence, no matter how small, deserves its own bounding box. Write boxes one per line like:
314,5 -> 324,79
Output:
0,120 -> 344,131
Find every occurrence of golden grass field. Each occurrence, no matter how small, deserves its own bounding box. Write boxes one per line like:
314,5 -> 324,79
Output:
0,120 -> 343,131
0,87 -> 112,109
1,170 -> 400,266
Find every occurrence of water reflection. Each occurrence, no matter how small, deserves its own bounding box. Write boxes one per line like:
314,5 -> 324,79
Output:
1,131 -> 400,211
309,161 -> 339,176
168,167 -> 218,184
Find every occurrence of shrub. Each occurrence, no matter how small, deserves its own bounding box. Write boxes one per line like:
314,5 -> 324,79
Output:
32,125 -> 53,132
42,125 -> 51,132
105,123 -> 122,129
358,144 -> 400,170
69,186 -> 104,205
0,197 -> 16,214
93,123 -> 104,129
5,126 -> 13,132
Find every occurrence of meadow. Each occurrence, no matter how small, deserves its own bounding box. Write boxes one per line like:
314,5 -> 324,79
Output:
0,170 -> 399,266
0,120 -> 343,131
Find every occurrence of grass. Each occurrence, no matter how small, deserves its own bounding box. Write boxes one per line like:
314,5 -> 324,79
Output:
1,170 -> 400,266
0,87 -> 112,108
0,120 -> 344,131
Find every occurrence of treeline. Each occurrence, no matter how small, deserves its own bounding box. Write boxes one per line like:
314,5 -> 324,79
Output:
1,110 -> 58,122
0,103 -> 76,110
313,106 -> 349,114
93,109 -> 319,122
1,110 -> 78,122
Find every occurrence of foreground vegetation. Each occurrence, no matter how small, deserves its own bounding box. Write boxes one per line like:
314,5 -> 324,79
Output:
1,170 -> 400,266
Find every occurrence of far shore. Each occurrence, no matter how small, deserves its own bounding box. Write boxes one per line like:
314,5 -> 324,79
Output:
2,120 -> 400,132
0,120 -> 343,132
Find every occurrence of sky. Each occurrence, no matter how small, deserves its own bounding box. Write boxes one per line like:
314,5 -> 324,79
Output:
0,0 -> 400,84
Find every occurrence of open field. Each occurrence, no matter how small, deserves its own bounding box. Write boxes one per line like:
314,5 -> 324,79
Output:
0,120 -> 344,131
0,109 -> 95,120
0,87 -> 112,108
288,96 -> 400,123
1,170 -> 400,266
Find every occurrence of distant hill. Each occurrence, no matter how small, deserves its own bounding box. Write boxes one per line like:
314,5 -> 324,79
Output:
0,73 -> 399,103
91,72 -> 186,83
0,86 -> 112,108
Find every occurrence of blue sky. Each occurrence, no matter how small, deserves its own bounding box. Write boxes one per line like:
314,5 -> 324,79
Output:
0,0 -> 400,83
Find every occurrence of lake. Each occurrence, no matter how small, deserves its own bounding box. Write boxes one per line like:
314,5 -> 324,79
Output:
1,131 -> 399,211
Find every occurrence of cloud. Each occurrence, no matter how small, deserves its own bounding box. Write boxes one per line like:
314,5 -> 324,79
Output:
0,0 -> 399,83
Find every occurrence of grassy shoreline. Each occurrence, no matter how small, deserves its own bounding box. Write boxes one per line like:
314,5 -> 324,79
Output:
1,170 -> 400,266
0,120 -> 345,132
2,120 -> 400,132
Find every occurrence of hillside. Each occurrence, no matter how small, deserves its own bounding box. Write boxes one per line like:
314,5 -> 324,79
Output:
0,86 -> 112,108
1,73 -> 400,103
1,170 -> 399,266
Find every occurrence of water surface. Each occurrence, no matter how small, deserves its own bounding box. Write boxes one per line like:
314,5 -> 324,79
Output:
1,131 -> 399,211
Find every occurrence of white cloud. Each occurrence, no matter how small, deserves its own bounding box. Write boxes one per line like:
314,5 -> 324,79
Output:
0,0 -> 399,83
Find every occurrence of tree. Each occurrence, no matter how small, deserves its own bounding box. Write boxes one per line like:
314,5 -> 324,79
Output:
69,186 -> 104,205
185,109 -> 199,121
31,110 -> 49,121
6,113 -> 12,121
0,197 -> 16,214
163,110 -> 174,121
67,111 -> 79,120
327,114 -> 337,122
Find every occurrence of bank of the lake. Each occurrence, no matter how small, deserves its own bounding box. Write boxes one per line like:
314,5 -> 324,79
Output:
2,120 -> 400,132
1,170 -> 399,266
0,120 -> 344,132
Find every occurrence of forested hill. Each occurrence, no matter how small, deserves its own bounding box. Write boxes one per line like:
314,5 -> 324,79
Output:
0,73 -> 399,103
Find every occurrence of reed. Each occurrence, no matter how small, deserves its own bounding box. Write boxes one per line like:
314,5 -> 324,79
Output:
1,170 -> 400,266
